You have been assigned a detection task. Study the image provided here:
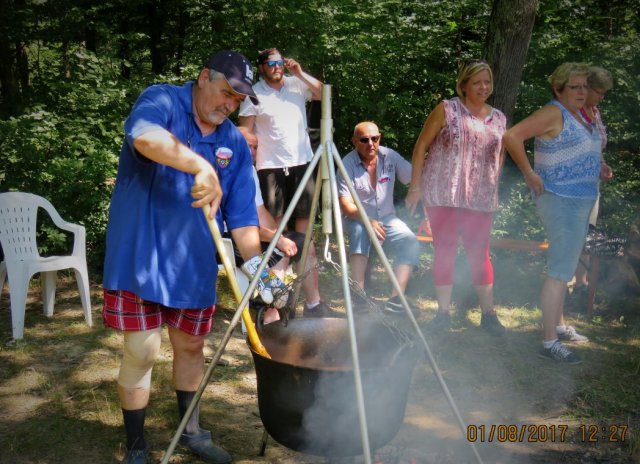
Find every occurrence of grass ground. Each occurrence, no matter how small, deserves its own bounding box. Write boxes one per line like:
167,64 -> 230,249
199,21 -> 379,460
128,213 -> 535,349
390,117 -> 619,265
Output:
1,247 -> 639,463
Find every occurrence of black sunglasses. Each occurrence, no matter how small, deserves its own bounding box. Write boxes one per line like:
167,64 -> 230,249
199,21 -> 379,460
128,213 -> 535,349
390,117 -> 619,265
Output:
358,135 -> 381,144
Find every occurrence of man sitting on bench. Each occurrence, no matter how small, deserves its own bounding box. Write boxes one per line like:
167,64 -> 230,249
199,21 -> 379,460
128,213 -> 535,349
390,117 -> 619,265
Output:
337,121 -> 420,315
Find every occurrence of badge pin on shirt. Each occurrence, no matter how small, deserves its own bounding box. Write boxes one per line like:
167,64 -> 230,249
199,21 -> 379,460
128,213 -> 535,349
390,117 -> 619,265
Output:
215,147 -> 233,169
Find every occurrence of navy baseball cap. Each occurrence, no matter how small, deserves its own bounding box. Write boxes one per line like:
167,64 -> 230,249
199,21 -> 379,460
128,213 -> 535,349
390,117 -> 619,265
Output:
204,50 -> 258,105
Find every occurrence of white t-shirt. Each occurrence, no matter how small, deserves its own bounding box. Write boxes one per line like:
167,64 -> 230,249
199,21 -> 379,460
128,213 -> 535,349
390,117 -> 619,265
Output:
252,167 -> 264,206
224,167 -> 263,234
239,76 -> 313,170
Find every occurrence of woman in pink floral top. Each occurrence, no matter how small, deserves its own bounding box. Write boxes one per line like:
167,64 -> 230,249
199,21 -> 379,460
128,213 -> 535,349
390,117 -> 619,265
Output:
405,60 -> 507,334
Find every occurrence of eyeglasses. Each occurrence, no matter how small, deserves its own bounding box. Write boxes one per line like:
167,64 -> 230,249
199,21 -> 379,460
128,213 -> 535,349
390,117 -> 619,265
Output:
590,87 -> 607,97
358,135 -> 381,144
566,84 -> 589,91
266,60 -> 284,68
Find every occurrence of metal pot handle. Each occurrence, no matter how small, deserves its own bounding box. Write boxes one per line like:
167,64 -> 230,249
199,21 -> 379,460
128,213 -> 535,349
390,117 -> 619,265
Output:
388,340 -> 415,366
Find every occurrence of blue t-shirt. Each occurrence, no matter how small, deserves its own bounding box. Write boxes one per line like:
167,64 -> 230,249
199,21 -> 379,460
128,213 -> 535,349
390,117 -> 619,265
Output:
103,82 -> 258,308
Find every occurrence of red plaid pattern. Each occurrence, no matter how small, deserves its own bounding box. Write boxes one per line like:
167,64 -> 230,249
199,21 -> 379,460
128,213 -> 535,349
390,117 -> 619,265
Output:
102,289 -> 215,336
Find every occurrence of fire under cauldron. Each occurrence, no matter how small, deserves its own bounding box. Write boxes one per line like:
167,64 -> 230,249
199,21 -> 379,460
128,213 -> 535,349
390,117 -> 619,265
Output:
249,317 -> 419,458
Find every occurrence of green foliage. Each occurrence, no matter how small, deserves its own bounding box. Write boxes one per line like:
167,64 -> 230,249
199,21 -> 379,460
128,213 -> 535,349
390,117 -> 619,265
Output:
0,47 -> 136,271
1,0 -> 638,276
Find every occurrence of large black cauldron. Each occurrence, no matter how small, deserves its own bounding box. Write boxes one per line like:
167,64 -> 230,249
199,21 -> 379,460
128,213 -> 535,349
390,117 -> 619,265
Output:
249,317 -> 418,457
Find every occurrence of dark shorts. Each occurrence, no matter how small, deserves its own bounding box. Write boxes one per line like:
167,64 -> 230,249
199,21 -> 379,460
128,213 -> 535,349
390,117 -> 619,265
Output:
102,289 -> 215,336
257,163 -> 316,219
227,231 -> 306,267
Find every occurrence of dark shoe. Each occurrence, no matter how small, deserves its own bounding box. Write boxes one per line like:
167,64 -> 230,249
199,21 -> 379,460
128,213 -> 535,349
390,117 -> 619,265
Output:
480,312 -> 506,335
303,301 -> 342,318
557,325 -> 589,343
179,430 -> 231,464
383,295 -> 404,315
567,284 -> 589,313
537,340 -> 582,364
570,284 -> 589,298
122,447 -> 149,464
567,284 -> 588,305
383,296 -> 419,317
426,311 -> 451,332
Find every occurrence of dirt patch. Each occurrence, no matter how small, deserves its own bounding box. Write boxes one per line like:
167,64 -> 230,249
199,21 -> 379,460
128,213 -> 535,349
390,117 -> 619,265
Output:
0,275 -> 638,463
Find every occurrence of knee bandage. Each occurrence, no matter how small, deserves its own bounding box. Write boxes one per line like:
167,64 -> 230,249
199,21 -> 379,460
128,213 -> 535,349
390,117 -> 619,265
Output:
118,328 -> 162,389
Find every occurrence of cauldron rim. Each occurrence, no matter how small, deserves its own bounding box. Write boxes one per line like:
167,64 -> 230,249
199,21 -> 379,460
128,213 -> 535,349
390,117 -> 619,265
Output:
250,317 -> 416,371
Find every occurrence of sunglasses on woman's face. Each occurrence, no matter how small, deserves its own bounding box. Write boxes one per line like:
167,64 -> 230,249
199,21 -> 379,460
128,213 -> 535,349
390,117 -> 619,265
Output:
266,60 -> 284,68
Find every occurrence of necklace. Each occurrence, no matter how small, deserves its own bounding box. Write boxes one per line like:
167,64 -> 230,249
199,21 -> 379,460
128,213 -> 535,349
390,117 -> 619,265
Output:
571,109 -> 592,133
579,107 -> 593,124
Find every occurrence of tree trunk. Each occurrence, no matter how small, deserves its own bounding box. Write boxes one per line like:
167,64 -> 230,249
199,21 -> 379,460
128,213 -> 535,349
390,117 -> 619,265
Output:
209,0 -> 224,35
173,1 -> 186,76
84,25 -> 97,52
147,0 -> 165,75
0,32 -> 19,105
0,0 -> 29,111
61,39 -> 71,79
484,0 -> 539,126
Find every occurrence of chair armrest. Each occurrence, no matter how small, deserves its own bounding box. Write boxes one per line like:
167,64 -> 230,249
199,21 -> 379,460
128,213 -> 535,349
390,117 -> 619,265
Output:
64,223 -> 87,257
43,204 -> 87,257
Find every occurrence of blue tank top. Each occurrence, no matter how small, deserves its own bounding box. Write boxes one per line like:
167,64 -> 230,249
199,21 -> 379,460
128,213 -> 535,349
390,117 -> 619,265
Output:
534,100 -> 601,199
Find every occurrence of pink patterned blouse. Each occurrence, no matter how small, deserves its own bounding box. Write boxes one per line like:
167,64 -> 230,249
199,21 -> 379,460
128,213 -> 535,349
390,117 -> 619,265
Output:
421,97 -> 506,212
580,105 -> 607,151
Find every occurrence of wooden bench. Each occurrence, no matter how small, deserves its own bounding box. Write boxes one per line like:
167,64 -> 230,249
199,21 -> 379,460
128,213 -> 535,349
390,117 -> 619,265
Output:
414,219 -> 598,315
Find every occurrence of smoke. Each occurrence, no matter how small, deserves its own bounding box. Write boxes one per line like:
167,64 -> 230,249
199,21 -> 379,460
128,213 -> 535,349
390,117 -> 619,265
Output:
253,271 -> 586,463
255,318 -> 418,459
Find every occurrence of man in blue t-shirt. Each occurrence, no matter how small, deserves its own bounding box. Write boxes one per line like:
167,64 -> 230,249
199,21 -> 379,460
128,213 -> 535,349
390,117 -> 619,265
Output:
102,51 -> 286,464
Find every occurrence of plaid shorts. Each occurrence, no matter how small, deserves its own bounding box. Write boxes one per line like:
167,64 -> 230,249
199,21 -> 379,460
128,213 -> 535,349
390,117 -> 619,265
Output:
102,289 -> 216,336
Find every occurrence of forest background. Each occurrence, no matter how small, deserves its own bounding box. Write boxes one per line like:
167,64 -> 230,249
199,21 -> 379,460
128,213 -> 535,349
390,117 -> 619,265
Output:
0,0 -> 639,275
1,2 -> 640,462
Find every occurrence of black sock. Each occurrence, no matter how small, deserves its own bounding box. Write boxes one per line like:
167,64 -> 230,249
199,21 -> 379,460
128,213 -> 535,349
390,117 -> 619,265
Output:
122,408 -> 147,451
176,390 -> 201,436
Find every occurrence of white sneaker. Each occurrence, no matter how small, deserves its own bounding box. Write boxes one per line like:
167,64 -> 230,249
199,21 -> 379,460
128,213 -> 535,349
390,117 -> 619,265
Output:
557,325 -> 589,343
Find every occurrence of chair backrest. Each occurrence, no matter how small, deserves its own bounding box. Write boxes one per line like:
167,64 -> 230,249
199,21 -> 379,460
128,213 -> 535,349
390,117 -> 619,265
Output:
0,192 -> 58,262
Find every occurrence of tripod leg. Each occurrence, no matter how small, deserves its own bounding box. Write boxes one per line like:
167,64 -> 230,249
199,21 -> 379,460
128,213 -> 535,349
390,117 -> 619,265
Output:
330,144 -> 485,464
289,163 -> 325,316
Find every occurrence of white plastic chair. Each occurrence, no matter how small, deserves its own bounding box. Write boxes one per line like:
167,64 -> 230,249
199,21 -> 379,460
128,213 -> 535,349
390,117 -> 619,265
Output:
0,192 -> 92,339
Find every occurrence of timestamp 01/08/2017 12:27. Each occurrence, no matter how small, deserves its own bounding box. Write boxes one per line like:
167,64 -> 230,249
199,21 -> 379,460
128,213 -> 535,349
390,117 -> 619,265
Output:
466,424 -> 629,444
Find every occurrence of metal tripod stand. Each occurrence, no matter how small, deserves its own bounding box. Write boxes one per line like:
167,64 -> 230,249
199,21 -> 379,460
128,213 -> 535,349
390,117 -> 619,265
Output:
161,84 -> 484,464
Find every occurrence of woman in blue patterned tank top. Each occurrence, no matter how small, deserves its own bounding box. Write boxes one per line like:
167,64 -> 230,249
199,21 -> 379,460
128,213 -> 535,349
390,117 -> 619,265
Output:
503,62 -> 600,364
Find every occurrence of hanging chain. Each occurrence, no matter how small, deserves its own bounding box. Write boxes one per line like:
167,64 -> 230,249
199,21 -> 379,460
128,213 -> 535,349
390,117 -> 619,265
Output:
265,237 -> 414,345
321,258 -> 414,346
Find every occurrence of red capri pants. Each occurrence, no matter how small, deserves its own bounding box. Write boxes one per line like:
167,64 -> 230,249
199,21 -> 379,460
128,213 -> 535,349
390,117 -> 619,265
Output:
426,206 -> 494,287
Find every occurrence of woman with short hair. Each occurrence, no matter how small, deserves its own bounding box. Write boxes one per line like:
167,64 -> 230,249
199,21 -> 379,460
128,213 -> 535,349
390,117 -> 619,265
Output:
503,62 -> 601,364
572,66 -> 614,294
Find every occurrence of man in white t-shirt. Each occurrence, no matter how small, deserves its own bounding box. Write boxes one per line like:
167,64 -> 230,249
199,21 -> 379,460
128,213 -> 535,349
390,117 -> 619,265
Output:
238,47 -> 322,238
237,127 -> 338,318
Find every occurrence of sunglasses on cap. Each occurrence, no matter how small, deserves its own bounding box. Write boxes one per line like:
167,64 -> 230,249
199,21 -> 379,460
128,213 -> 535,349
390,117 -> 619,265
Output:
358,135 -> 381,144
266,60 -> 285,68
